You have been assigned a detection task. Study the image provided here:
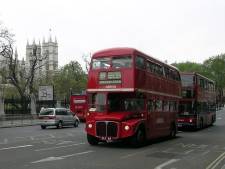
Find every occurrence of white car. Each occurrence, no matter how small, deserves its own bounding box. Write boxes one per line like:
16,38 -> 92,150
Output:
39,108 -> 80,129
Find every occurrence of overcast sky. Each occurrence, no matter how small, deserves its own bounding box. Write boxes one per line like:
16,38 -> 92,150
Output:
0,0 -> 225,67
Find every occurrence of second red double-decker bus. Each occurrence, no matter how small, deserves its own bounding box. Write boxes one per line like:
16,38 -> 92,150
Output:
85,48 -> 181,146
177,72 -> 216,129
70,94 -> 88,121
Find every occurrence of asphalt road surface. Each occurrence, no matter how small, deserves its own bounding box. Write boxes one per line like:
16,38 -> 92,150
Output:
0,108 -> 225,169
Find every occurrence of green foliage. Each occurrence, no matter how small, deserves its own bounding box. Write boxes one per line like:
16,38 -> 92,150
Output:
172,54 -> 225,91
52,61 -> 87,100
172,62 -> 206,75
203,54 -> 225,90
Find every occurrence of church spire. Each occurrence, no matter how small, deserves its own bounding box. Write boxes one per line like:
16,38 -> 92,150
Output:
49,28 -> 52,42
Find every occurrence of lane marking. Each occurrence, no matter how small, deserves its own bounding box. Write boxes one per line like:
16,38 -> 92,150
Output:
56,141 -> 74,145
0,145 -> 33,151
222,163 -> 225,169
206,152 -> 225,169
120,150 -> 147,159
154,159 -> 180,169
35,143 -> 85,151
31,150 -> 94,164
201,150 -> 210,156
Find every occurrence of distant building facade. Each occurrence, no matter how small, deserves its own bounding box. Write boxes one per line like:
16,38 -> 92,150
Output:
26,36 -> 58,78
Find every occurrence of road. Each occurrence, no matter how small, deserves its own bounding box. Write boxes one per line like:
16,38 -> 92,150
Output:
0,109 -> 225,169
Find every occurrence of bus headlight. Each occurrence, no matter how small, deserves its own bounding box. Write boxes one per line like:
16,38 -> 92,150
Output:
124,125 -> 130,131
88,124 -> 93,128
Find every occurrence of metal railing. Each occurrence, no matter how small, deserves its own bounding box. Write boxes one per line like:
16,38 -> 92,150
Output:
0,114 -> 39,128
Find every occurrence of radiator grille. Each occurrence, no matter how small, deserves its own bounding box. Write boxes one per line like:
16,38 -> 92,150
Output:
96,121 -> 118,138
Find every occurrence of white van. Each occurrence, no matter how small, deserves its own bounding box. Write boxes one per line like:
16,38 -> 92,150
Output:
39,108 -> 80,129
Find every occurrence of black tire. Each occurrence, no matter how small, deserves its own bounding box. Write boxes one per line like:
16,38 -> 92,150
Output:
198,119 -> 203,129
211,116 -> 215,126
57,121 -> 63,129
74,120 -> 79,127
170,123 -> 177,138
200,119 -> 203,129
41,125 -> 46,129
130,128 -> 146,147
87,134 -> 99,145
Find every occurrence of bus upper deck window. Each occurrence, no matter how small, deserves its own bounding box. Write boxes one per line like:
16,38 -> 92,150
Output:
112,56 -> 132,68
92,58 -> 110,69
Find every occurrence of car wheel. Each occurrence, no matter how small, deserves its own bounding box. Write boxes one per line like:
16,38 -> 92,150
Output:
87,134 -> 99,145
74,120 -> 79,127
57,121 -> 63,129
41,125 -> 46,129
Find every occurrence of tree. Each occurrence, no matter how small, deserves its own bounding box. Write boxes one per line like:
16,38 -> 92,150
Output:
172,61 -> 207,75
53,61 -> 87,101
203,54 -> 225,89
0,24 -> 48,113
82,53 -> 91,73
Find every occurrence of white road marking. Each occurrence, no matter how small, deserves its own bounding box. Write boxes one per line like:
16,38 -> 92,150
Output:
162,149 -> 194,155
184,149 -> 194,154
31,150 -> 94,164
120,150 -> 147,159
206,152 -> 225,169
49,134 -> 55,138
201,150 -> 210,156
35,142 -> 85,151
217,117 -> 222,120
154,159 -> 180,169
56,141 -> 74,145
222,163 -> 225,169
0,145 -> 33,151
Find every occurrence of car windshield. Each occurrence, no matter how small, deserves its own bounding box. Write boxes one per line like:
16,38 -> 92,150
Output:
112,56 -> 132,68
39,109 -> 54,115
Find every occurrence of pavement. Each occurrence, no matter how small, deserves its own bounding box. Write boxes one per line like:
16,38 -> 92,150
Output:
0,118 -> 39,128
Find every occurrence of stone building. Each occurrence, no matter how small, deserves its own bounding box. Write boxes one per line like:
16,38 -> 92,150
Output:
26,36 -> 58,78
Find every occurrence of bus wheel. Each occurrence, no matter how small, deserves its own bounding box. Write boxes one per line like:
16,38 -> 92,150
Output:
200,119 -> 203,129
87,134 -> 99,145
170,123 -> 176,138
130,128 -> 146,147
211,117 -> 214,126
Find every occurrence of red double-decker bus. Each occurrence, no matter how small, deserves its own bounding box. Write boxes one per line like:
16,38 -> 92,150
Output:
177,72 -> 216,129
85,48 -> 181,146
70,94 -> 88,121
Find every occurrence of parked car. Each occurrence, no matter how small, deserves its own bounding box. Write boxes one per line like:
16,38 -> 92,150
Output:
38,108 -> 80,129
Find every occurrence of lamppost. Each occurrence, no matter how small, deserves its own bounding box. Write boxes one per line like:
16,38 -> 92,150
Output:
0,84 -> 5,115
